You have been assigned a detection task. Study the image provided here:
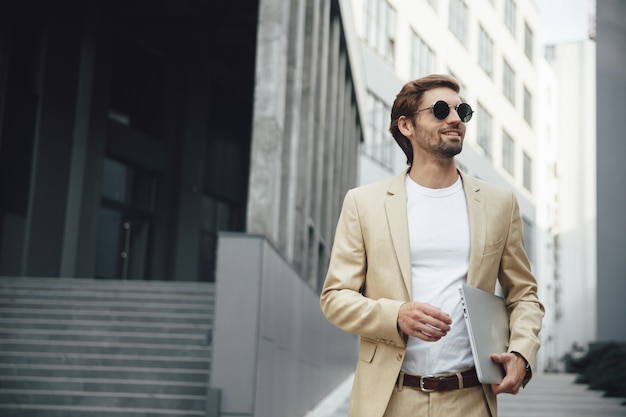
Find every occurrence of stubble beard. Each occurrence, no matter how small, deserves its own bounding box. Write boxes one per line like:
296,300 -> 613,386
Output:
437,139 -> 463,159
416,124 -> 464,159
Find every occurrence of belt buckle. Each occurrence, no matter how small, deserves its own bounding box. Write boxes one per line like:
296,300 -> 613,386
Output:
419,375 -> 435,392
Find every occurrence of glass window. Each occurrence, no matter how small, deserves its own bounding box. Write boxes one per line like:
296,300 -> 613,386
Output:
364,92 -> 394,169
108,34 -> 165,140
449,0 -> 468,45
522,216 -> 534,262
524,21 -> 534,62
411,32 -> 435,78
502,130 -> 515,175
448,69 -> 466,95
364,0 -> 396,64
523,86 -> 533,126
386,5 -> 396,62
503,59 -> 515,104
505,0 -> 516,36
101,157 -> 156,212
523,151 -> 532,192
478,26 -> 494,78
477,102 -> 492,159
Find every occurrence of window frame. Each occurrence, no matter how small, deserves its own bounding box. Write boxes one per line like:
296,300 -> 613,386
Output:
502,130 -> 515,176
478,25 -> 494,78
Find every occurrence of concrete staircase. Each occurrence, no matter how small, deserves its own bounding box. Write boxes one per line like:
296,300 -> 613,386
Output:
0,277 -> 218,417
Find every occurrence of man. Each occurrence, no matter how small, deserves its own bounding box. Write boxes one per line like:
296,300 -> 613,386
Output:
320,74 -> 544,417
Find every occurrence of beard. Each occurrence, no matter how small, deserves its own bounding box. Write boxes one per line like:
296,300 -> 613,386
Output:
414,123 -> 464,159
435,139 -> 463,159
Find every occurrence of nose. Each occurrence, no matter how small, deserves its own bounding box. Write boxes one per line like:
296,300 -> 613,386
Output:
446,107 -> 463,123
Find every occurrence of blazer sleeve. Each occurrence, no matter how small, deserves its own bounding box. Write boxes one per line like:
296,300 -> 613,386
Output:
320,189 -> 406,348
498,192 -> 545,371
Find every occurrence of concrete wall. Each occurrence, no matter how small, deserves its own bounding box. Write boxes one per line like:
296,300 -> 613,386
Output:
596,0 -> 626,343
536,41 -> 597,362
211,233 -> 356,417
246,0 -> 363,290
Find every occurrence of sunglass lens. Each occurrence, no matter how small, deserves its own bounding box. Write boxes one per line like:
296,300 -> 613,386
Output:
457,103 -> 473,122
432,101 -> 450,120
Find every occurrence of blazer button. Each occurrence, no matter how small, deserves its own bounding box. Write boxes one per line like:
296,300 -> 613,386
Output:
396,352 -> 403,361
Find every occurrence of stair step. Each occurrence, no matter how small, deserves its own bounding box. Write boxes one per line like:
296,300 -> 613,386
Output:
0,298 -> 213,315
0,318 -> 210,334
0,277 -> 214,293
0,339 -> 211,357
0,286 -> 215,298
0,351 -> 210,369
0,328 -> 209,345
0,376 -> 208,395
0,364 -> 209,382
0,389 -> 207,410
0,277 -> 216,414
0,308 -> 213,324
0,286 -> 214,299
0,404 -> 207,417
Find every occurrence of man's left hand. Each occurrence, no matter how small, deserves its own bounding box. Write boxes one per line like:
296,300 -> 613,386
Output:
489,352 -> 527,395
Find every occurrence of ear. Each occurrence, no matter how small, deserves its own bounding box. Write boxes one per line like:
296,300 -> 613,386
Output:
397,115 -> 413,137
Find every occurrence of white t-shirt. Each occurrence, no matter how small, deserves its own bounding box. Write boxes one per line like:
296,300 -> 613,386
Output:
401,174 -> 475,375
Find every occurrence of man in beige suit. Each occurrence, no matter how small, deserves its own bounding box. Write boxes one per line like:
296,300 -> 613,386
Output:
320,74 -> 544,417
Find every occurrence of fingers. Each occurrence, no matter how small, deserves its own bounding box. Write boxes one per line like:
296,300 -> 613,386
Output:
489,353 -> 526,395
490,376 -> 521,395
397,302 -> 452,342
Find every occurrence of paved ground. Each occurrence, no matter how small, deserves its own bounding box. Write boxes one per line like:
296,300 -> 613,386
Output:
304,372 -> 626,417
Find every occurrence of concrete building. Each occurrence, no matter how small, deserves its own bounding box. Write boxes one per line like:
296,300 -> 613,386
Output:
596,0 -> 626,344
542,39 -> 597,365
0,0 -> 362,416
534,55 -> 562,371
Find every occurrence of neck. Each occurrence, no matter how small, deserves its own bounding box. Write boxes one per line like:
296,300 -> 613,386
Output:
408,159 -> 458,189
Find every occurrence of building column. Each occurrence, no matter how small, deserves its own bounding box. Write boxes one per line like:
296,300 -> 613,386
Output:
246,0 -> 292,244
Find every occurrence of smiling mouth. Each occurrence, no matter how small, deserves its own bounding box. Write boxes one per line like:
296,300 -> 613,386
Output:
441,130 -> 462,138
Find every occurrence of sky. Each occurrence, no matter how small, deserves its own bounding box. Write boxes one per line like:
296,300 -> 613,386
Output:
537,0 -> 591,45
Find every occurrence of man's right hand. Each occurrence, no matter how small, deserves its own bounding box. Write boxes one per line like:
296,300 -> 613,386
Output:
397,302 -> 452,342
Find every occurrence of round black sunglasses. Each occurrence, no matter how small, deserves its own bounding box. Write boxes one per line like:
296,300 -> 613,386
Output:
415,100 -> 474,123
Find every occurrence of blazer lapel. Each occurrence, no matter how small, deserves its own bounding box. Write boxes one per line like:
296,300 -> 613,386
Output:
460,171 -> 486,287
385,170 -> 412,299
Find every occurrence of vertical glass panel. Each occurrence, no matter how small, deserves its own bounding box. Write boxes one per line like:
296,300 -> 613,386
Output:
101,158 -> 128,204
503,59 -> 516,104
127,218 -> 150,280
479,27 -> 494,77
524,22 -> 534,61
95,207 -> 122,278
522,216 -> 534,262
502,131 -> 515,175
523,152 -> 532,192
477,102 -> 492,159
505,0 -> 517,36
524,86 -> 533,126
131,169 -> 157,212
108,34 -> 164,140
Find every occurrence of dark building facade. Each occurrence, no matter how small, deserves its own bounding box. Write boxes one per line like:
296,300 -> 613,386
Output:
0,0 -> 258,281
0,0 -> 363,415
0,0 -> 360,286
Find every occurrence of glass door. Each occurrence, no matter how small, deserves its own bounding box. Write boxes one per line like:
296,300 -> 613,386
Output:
95,157 -> 156,279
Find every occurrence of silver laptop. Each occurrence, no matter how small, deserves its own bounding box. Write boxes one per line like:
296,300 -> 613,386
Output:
459,283 -> 510,384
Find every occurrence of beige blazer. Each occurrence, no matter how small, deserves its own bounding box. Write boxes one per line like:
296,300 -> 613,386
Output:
320,169 -> 544,417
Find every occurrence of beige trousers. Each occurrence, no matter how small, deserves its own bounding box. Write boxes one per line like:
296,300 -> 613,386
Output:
382,380 -> 493,417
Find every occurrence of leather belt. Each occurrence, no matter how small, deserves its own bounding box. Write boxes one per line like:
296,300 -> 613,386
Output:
401,367 -> 481,392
